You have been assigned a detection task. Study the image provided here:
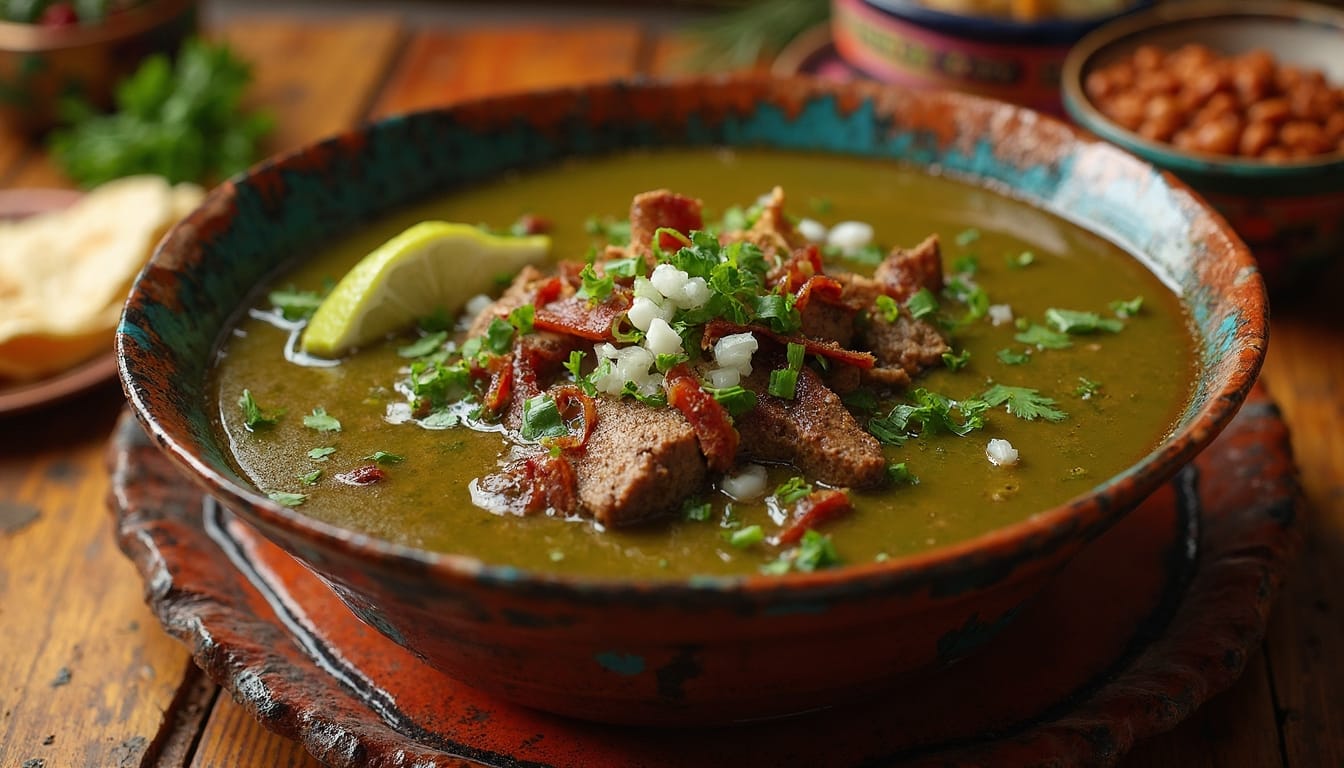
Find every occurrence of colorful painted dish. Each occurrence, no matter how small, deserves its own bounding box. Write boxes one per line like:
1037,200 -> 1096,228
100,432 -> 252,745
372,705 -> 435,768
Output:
1062,0 -> 1344,292
107,384 -> 1298,765
116,78 -> 1266,724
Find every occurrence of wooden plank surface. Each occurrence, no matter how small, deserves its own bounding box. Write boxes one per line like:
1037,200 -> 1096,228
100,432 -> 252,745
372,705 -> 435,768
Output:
0,13 -> 1341,768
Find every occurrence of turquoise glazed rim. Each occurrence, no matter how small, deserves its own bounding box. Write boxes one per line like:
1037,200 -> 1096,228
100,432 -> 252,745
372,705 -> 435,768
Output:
1062,0 -> 1344,197
118,77 -> 1266,593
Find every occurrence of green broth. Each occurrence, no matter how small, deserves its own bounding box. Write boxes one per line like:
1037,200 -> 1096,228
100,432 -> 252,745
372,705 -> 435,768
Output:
211,148 -> 1198,579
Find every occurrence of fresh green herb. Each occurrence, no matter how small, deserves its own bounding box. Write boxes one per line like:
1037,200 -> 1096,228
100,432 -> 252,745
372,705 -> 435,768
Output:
620,381 -> 668,407
725,524 -> 765,549
997,348 -> 1030,365
298,469 -> 322,485
887,462 -> 918,485
775,476 -> 813,504
408,359 -> 471,409
667,230 -> 724,278
981,384 -> 1067,422
1014,324 -> 1073,349
1074,377 -> 1102,399
906,288 -> 939,320
50,39 -> 274,186
1045,308 -> 1124,334
421,409 -> 459,428
1110,296 -> 1144,317
654,353 -> 688,373
952,254 -> 980,275
267,288 -> 324,321
507,304 -> 535,335
955,228 -> 981,247
942,348 -> 971,371
302,407 -> 342,433
841,388 -> 878,415
238,389 -> 281,430
794,529 -> 841,572
840,243 -> 886,266
874,294 -> 900,323
808,197 -> 833,215
584,215 -> 631,245
708,385 -> 757,417
577,262 -> 615,302
268,491 -> 307,508
521,395 -> 568,441
610,317 -> 644,343
563,351 -> 597,397
752,293 -> 801,334
398,330 -> 449,359
868,388 -> 989,444
364,451 -> 405,465
483,317 -> 515,353
605,257 -> 641,279
683,499 -> 713,522
767,342 -> 806,399
307,446 -> 336,461
1007,251 -> 1036,269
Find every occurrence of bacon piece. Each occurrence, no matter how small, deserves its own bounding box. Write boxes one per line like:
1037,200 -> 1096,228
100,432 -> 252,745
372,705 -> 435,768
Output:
542,385 -> 599,453
472,454 -> 579,516
533,290 -> 632,341
775,489 -> 854,545
470,353 -> 514,418
629,190 -> 703,259
664,363 -> 738,472
792,275 -> 844,311
336,465 -> 387,486
773,245 -> 826,292
702,319 -> 875,370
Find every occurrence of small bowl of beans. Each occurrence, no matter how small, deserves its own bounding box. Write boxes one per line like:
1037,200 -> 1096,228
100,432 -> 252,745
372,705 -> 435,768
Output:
1062,0 -> 1344,293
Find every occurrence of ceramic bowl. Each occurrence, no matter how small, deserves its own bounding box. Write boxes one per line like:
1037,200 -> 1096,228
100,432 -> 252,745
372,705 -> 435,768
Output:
1062,0 -> 1344,294
831,0 -> 1150,114
0,0 -> 197,135
117,77 -> 1266,726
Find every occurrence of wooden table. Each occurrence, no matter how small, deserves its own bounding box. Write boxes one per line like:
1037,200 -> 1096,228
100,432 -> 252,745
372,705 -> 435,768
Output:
1,16 -> 1340,768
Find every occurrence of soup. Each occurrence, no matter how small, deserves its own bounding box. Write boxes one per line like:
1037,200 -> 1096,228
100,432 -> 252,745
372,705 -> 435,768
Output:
210,148 -> 1197,579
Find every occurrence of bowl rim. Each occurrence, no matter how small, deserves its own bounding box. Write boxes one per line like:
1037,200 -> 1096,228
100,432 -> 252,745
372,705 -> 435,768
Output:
118,75 -> 1268,599
860,0 -> 1152,39
1061,0 -> 1344,176
0,0 -> 193,52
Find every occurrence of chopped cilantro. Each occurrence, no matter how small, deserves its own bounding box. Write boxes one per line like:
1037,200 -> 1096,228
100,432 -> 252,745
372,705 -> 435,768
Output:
483,317 -> 516,353
887,462 -> 918,485
418,306 -> 454,333
840,243 -> 885,266
874,294 -> 900,323
981,384 -> 1067,422
794,529 -> 841,572
1110,296 -> 1144,317
683,499 -> 713,522
955,228 -> 981,247
868,388 -> 988,444
421,409 -> 459,428
708,385 -> 757,417
507,304 -> 535,334
364,451 -> 405,465
1074,377 -> 1102,399
584,215 -> 631,245
605,257 -> 641,279
577,262 -> 615,302
521,394 -> 567,441
775,476 -> 813,504
906,288 -> 939,320
952,254 -> 980,275
808,196 -> 833,215
307,446 -> 336,461
753,293 -> 801,334
997,348 -> 1030,365
302,407 -> 341,433
942,348 -> 971,371
656,353 -> 689,373
725,524 -> 765,549
841,387 -> 878,415
620,381 -> 668,407
1015,324 -> 1073,349
298,469 -> 322,485
397,330 -> 449,359
267,287 -> 324,320
667,230 -> 723,278
238,389 -> 281,430
408,359 -> 470,408
1045,308 -> 1124,334
1007,251 -> 1036,269
268,491 -> 307,507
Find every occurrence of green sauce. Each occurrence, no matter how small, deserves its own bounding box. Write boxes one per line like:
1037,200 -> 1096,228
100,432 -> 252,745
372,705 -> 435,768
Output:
210,149 -> 1198,579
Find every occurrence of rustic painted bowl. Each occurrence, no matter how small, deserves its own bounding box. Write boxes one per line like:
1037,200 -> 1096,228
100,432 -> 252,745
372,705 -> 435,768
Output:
1062,0 -> 1344,294
831,0 -> 1150,114
117,78 -> 1266,726
0,0 -> 197,135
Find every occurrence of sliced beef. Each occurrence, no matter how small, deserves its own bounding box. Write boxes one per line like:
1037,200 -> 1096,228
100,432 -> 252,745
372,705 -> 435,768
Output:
723,186 -> 807,260
737,363 -> 887,489
570,397 -> 708,527
860,314 -> 949,389
799,297 -> 858,348
467,265 -> 544,338
874,234 -> 944,300
629,190 -> 703,262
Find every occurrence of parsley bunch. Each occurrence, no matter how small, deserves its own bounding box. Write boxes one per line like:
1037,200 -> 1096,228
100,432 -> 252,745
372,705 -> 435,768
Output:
49,39 -> 274,187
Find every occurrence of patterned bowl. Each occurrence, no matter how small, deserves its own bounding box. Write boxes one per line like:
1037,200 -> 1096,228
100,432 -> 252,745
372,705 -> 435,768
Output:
1062,0 -> 1344,294
116,77 -> 1266,725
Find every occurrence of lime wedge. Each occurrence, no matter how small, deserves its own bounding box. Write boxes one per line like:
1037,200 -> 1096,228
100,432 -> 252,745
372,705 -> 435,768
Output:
300,222 -> 549,358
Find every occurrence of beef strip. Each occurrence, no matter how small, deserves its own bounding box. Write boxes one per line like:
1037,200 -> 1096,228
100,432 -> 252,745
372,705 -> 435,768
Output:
737,362 -> 887,489
874,234 -> 944,301
467,265 -> 544,338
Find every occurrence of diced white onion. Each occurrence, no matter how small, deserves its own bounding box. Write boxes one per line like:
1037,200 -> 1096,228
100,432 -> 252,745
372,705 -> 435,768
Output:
988,304 -> 1014,326
627,296 -> 671,332
463,293 -> 493,320
645,318 -> 683,356
797,218 -> 827,244
986,438 -> 1019,467
721,464 -> 769,500
712,332 -> 758,374
707,367 -> 740,389
678,277 -> 711,309
651,263 -> 689,298
826,221 -> 874,255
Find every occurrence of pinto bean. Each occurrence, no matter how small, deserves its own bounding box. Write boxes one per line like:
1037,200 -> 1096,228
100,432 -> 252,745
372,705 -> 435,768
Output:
1239,121 -> 1276,157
